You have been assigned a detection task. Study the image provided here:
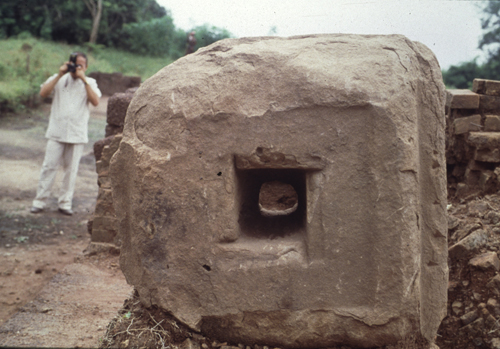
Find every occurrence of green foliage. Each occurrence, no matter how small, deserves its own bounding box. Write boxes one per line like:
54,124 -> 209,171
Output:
191,24 -> 232,51
116,17 -> 177,57
0,2 -> 233,111
0,37 -> 173,112
442,58 -> 500,90
0,1 -> 232,58
442,60 -> 484,89
479,1 -> 500,59
89,46 -> 174,78
98,0 -> 167,47
442,3 -> 500,89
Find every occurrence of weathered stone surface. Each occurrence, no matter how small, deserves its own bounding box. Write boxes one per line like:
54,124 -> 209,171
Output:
105,124 -> 123,138
479,170 -> 496,191
451,301 -> 463,315
91,216 -> 118,243
469,251 -> 500,271
87,219 -> 93,235
83,241 -> 120,256
480,95 -> 500,110
110,35 -> 447,348
88,72 -> 141,96
448,215 -> 460,231
475,149 -> 500,163
125,87 -> 139,94
460,317 -> 484,336
446,89 -> 480,109
453,114 -> 481,135
94,188 -> 115,217
468,132 -> 500,162
93,135 -> 115,162
96,135 -> 123,176
107,92 -> 134,127
487,298 -> 500,315
91,134 -> 123,246
97,175 -> 112,189
449,229 -> 488,259
492,337 -> 500,349
258,181 -> 298,216
473,79 -> 500,96
460,310 -> 478,326
179,338 -> 201,349
485,115 -> 500,131
101,135 -> 122,163
467,160 -> 490,173
487,274 -> 500,290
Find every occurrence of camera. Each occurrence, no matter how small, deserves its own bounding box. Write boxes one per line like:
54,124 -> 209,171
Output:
66,53 -> 79,73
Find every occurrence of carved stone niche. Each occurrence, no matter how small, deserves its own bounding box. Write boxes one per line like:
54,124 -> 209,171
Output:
110,34 -> 448,348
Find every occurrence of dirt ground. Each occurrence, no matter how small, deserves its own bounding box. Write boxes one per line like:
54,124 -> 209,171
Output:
0,97 -> 132,347
1,99 -> 500,348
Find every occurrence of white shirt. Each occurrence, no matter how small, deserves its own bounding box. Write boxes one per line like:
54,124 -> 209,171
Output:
43,73 -> 102,144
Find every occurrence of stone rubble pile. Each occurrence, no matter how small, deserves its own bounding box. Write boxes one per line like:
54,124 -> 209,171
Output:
446,79 -> 500,198
438,195 -> 500,348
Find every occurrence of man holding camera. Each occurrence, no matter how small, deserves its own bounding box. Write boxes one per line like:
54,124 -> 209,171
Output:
30,52 -> 101,216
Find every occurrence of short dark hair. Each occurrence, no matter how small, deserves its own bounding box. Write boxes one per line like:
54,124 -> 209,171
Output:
73,52 -> 88,66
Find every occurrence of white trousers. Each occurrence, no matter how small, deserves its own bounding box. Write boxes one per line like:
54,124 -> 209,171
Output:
32,140 -> 84,210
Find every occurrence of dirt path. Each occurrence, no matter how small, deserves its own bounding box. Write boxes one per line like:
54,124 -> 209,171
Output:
0,97 -> 132,347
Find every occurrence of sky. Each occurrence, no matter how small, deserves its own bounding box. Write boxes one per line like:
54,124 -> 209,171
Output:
156,0 -> 489,70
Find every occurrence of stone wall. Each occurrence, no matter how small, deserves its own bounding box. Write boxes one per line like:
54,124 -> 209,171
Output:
446,79 -> 500,198
87,88 -> 135,251
88,72 -> 141,96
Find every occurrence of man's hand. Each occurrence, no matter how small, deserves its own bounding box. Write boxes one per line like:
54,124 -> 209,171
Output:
58,62 -> 69,77
75,65 -> 100,107
75,65 -> 86,80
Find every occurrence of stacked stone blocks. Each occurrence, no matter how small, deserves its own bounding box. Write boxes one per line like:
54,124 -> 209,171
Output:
446,79 -> 500,198
88,88 -> 136,247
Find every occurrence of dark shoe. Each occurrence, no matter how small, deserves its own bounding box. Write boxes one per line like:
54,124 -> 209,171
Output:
30,207 -> 43,214
58,208 -> 73,216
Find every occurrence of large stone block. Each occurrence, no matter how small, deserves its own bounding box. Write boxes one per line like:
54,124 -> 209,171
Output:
107,92 -> 135,127
485,115 -> 500,131
446,89 -> 480,109
480,95 -> 500,111
468,132 -> 500,162
473,78 -> 500,96
453,114 -> 481,134
110,35 -> 447,348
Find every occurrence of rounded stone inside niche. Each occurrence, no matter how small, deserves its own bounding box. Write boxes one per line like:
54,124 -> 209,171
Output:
259,181 -> 298,217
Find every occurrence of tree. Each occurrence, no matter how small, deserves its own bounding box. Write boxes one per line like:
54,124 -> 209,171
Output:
442,2 -> 500,88
83,0 -> 103,44
117,16 -> 176,56
191,24 -> 232,51
479,1 -> 500,60
442,60 -> 484,89
98,0 -> 167,47
0,1 -> 232,58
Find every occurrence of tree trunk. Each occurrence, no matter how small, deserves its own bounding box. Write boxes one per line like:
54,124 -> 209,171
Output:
84,0 -> 103,44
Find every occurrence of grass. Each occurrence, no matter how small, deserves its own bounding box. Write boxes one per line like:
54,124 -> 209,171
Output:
0,37 -> 176,112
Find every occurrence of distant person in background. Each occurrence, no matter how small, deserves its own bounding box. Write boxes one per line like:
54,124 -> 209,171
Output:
30,52 -> 101,216
186,31 -> 197,55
